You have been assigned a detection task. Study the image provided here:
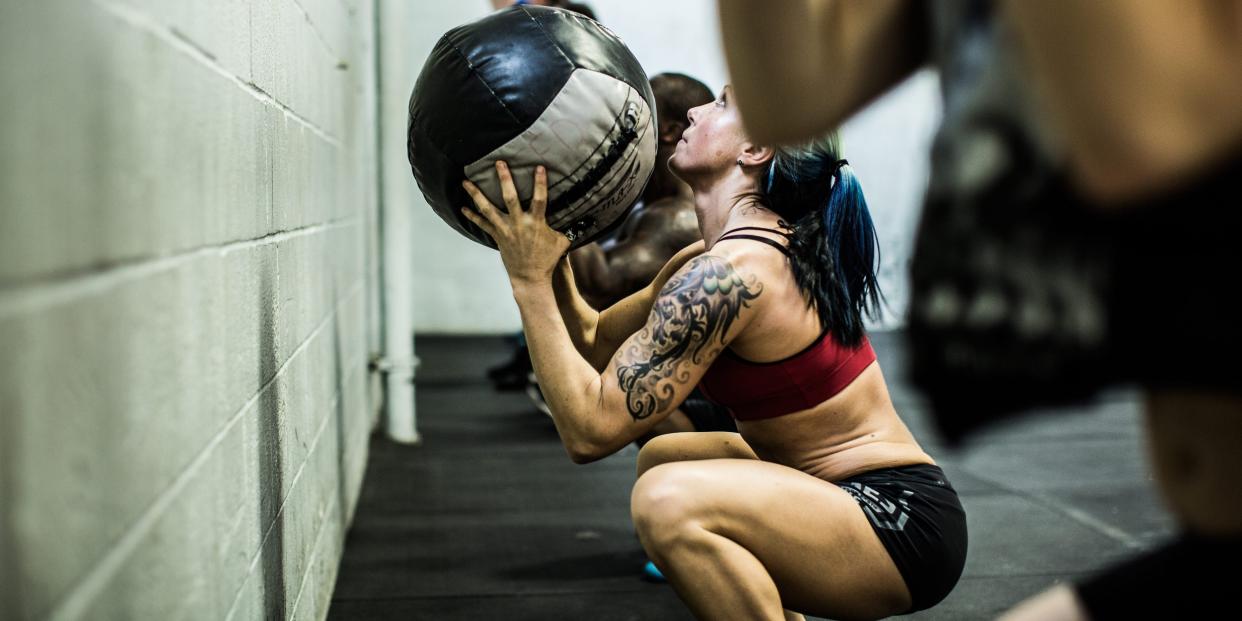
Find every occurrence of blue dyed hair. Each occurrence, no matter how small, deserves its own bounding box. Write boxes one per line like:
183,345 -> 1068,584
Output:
761,134 -> 883,346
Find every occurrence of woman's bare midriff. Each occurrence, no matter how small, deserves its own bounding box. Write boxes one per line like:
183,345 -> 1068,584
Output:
735,363 -> 935,483
707,240 -> 933,482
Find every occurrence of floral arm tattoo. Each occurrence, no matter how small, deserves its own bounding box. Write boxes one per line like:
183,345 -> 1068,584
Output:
615,256 -> 761,420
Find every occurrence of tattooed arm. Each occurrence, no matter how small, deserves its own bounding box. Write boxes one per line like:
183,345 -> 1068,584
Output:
518,254 -> 761,463
551,241 -> 706,372
462,161 -> 746,463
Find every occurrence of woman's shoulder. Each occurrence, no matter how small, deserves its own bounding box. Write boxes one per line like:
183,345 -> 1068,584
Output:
668,249 -> 762,294
653,250 -> 769,320
669,247 -> 789,328
703,240 -> 791,288
702,240 -> 815,333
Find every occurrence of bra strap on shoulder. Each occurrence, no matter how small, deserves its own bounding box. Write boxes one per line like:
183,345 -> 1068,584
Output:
714,233 -> 792,257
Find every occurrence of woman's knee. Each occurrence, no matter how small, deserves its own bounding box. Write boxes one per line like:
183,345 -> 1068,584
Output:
631,463 -> 711,547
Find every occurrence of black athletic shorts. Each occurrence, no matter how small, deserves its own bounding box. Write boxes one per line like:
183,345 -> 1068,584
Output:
836,464 -> 968,612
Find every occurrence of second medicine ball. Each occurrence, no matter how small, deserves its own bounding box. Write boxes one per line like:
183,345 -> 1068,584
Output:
407,5 -> 657,249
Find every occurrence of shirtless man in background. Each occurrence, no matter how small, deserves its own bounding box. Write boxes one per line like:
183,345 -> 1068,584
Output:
569,73 -> 713,310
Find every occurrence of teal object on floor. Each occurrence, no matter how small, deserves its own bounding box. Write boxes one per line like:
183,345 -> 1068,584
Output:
642,560 -> 666,582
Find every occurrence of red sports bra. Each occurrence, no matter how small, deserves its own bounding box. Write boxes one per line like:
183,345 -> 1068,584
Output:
697,226 -> 878,421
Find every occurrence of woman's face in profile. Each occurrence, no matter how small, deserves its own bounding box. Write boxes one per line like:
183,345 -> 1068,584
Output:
669,85 -> 749,181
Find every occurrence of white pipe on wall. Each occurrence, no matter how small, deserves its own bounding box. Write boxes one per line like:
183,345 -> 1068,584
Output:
375,0 -> 419,444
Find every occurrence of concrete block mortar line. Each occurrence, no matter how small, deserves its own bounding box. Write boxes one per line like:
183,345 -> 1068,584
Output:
224,352 -> 367,621
167,24 -> 218,63
89,0 -> 342,149
963,469 -> 1147,552
283,434 -> 350,621
44,281 -> 366,621
285,497 -> 340,621
0,217 -> 360,320
288,0 -> 345,67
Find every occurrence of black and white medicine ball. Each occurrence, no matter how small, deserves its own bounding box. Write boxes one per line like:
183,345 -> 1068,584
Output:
406,5 -> 657,249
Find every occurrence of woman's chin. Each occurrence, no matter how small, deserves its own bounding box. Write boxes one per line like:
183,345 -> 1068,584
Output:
666,153 -> 688,182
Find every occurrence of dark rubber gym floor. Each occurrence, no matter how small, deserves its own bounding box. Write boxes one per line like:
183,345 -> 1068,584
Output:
328,333 -> 1175,620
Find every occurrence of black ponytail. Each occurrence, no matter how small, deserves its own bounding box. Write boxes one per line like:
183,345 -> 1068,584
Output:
761,135 -> 883,347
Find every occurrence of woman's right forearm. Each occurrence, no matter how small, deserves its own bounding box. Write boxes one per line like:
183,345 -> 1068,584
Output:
553,254 -> 640,372
589,240 -> 707,364
555,241 -> 707,371
552,257 -> 601,361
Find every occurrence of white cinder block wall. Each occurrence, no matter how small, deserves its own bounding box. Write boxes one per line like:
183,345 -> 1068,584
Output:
1,0 -> 383,619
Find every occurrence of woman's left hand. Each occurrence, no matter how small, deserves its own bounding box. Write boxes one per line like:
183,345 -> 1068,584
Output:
461,161 -> 571,287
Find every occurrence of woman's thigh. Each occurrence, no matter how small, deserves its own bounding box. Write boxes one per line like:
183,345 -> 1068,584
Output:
635,431 -> 758,477
632,459 -> 912,619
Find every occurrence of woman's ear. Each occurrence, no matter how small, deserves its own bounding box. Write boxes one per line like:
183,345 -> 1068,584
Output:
738,144 -> 775,169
